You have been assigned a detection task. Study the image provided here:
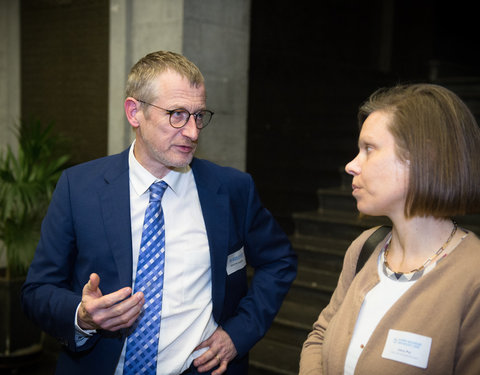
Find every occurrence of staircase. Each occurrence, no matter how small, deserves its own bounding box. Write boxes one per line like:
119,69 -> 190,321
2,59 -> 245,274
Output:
249,70 -> 480,374
248,185 -> 480,374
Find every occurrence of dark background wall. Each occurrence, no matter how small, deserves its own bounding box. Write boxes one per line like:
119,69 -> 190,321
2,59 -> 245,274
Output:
19,0 -> 479,233
247,0 -> 480,233
21,0 -> 109,165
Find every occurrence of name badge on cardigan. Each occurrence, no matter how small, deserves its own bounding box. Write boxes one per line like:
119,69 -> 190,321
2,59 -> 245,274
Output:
382,329 -> 432,369
226,248 -> 246,275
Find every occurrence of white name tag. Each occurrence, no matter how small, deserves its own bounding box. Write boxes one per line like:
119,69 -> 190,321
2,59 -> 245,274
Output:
226,248 -> 246,275
382,329 -> 432,369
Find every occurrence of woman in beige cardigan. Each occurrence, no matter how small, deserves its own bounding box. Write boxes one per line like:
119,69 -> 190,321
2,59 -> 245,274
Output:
299,84 -> 480,375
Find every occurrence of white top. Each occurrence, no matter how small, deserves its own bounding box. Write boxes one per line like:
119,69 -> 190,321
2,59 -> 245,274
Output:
343,250 -> 417,375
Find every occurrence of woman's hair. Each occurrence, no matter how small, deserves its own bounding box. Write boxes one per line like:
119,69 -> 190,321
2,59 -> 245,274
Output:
125,50 -> 204,104
358,83 -> 480,217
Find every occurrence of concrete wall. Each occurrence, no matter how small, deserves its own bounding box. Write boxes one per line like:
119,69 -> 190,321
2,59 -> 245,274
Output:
184,0 -> 250,171
108,0 -> 185,156
108,0 -> 250,171
1,0 -> 250,171
0,0 -> 20,153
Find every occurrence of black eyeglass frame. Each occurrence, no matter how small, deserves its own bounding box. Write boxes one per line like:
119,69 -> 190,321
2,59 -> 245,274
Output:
137,99 -> 214,129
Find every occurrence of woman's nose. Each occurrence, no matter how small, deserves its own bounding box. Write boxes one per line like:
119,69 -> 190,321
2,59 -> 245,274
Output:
345,155 -> 360,176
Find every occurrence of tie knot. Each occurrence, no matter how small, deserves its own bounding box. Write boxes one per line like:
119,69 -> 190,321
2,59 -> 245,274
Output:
149,181 -> 168,202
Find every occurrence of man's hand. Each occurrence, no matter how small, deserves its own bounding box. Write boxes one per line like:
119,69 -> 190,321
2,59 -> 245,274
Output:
78,273 -> 144,331
193,326 -> 237,375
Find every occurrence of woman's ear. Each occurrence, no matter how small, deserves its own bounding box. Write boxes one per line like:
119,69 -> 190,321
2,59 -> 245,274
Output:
125,97 -> 141,128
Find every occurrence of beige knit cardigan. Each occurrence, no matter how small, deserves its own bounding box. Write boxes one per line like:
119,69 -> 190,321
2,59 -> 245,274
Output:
299,227 -> 480,375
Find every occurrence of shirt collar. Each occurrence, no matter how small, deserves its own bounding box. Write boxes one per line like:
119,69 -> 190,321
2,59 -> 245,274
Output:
128,141 -> 190,197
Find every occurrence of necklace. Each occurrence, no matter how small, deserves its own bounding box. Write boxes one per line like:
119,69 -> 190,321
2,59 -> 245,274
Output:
384,219 -> 458,275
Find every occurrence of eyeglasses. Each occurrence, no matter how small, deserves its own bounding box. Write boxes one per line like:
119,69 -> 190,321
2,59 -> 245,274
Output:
137,99 -> 214,129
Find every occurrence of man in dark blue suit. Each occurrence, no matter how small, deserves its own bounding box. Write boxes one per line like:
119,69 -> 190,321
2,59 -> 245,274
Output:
21,51 -> 297,375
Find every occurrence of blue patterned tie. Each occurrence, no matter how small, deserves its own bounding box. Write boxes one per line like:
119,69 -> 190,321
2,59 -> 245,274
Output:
124,181 -> 168,374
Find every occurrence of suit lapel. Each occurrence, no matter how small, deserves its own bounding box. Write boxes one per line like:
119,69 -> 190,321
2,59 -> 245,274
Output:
191,159 -> 229,321
99,149 -> 133,288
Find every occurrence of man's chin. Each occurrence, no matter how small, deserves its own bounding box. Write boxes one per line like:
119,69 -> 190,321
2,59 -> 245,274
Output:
167,155 -> 194,170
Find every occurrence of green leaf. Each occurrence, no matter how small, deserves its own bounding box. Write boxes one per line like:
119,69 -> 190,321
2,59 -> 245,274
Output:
0,120 -> 70,279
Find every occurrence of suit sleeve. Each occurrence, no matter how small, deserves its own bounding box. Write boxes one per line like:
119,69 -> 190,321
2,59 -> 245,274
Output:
221,175 -> 297,357
21,171 -> 98,352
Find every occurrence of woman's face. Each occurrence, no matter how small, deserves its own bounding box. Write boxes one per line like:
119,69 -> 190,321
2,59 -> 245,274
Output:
345,111 -> 409,219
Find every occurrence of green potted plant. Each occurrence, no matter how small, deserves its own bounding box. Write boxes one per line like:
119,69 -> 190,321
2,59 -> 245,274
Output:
0,120 -> 69,364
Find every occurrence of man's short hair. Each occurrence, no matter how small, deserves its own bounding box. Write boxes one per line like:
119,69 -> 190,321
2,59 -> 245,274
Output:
125,50 -> 204,104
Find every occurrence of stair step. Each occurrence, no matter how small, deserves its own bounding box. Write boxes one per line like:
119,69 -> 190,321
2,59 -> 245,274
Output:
276,299 -> 321,328
292,234 -> 351,253
265,318 -> 310,350
249,338 -> 300,375
295,265 -> 340,290
293,209 -> 390,239
285,279 -> 332,308
317,187 -> 357,212
248,365 -> 286,375
292,234 -> 350,272
265,299 -> 321,347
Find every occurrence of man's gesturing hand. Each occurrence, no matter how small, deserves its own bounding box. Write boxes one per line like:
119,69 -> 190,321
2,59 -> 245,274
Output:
78,273 -> 144,332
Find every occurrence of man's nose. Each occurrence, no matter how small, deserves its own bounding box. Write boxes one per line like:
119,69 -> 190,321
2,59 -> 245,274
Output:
181,115 -> 200,141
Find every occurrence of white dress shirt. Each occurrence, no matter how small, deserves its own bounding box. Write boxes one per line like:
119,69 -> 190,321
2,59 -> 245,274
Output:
113,143 -> 218,374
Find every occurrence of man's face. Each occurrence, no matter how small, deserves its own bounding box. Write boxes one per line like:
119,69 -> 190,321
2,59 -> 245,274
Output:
133,70 -> 206,178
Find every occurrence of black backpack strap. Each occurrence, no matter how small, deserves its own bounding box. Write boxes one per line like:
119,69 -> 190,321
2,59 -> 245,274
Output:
355,225 -> 392,274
